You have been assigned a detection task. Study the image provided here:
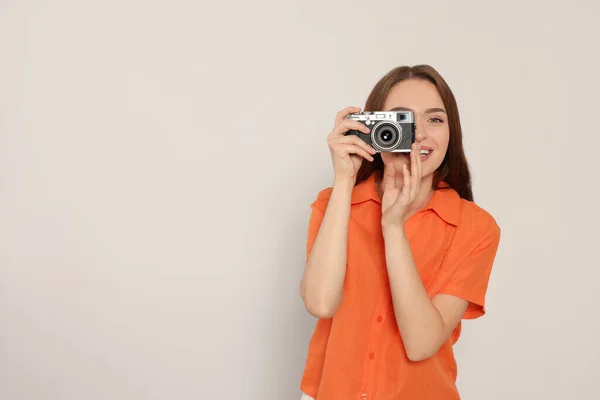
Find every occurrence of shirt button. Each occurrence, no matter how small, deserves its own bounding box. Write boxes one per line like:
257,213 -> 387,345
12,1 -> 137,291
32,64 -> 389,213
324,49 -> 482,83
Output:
369,352 -> 375,360
377,316 -> 382,323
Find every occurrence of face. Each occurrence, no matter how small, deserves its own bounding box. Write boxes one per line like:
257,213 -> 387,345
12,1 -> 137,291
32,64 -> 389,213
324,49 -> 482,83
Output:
381,78 -> 450,178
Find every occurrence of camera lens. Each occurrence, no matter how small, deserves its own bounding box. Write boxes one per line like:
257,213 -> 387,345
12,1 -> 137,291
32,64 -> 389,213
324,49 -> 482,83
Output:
380,129 -> 395,143
372,122 -> 401,150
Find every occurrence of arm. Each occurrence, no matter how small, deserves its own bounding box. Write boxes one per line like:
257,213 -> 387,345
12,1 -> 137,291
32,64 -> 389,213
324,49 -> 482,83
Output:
379,144 -> 468,361
300,105 -> 377,318
300,177 -> 354,318
300,107 -> 376,318
382,224 -> 468,362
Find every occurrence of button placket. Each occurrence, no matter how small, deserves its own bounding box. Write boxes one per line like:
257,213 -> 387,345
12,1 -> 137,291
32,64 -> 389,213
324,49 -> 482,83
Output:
358,293 -> 388,399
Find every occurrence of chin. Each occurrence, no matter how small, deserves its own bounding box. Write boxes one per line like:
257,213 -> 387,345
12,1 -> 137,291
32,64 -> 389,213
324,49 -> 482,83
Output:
421,162 -> 442,179
421,169 -> 435,179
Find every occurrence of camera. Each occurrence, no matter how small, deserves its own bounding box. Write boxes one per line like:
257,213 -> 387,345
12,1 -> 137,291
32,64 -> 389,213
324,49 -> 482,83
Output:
344,111 -> 416,152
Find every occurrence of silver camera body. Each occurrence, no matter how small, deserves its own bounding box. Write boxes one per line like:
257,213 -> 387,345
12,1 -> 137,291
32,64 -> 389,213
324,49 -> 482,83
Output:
344,111 -> 416,152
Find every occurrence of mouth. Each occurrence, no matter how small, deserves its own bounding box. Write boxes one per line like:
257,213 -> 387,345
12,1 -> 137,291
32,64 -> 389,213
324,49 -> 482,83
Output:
419,148 -> 433,161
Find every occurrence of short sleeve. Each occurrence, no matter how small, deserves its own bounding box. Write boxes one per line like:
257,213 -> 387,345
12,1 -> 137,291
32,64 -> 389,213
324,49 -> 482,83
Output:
438,216 -> 501,320
305,188 -> 332,261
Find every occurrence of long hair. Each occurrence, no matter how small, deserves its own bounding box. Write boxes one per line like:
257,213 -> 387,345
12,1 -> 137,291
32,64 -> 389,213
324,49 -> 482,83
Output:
355,65 -> 473,201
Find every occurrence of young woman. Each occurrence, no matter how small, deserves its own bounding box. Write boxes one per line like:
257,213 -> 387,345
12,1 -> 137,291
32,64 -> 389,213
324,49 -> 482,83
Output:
299,65 -> 501,400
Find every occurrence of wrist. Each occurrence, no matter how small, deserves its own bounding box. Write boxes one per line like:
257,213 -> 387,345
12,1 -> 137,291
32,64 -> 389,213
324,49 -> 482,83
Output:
382,220 -> 406,238
333,175 -> 356,189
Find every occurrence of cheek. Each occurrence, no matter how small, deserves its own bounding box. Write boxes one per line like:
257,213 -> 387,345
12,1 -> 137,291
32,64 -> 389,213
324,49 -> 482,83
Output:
437,129 -> 450,152
434,130 -> 450,160
425,130 -> 449,173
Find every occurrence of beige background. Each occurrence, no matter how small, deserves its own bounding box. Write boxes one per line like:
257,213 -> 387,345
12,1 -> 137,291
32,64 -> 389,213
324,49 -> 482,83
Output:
1,0 -> 599,399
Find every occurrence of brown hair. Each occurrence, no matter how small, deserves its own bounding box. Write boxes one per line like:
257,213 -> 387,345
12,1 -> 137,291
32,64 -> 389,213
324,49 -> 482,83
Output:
355,65 -> 474,201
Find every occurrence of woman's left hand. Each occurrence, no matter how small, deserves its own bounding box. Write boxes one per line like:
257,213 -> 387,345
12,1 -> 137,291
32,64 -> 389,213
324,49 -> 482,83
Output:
381,142 -> 422,228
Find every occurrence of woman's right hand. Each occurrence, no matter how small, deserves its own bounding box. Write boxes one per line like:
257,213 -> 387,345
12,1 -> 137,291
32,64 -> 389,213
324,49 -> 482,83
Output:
327,106 -> 377,181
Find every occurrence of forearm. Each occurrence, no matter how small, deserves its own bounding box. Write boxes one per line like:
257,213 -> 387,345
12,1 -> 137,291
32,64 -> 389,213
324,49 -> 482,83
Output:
382,223 -> 446,361
300,177 -> 354,318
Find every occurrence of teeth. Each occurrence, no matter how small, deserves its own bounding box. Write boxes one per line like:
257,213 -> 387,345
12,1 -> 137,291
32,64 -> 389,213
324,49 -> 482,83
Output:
420,150 -> 430,156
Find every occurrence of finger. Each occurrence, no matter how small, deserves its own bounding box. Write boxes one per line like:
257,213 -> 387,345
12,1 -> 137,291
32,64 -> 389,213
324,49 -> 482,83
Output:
417,144 -> 423,186
330,119 -> 371,139
327,135 -> 377,159
395,161 -> 403,190
384,162 -> 397,192
411,143 -> 420,199
337,135 -> 377,155
339,144 -> 374,162
334,106 -> 361,128
402,163 -> 411,202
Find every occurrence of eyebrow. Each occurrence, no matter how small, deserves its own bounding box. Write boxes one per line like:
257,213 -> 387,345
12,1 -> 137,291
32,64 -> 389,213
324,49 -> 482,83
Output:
390,106 -> 446,114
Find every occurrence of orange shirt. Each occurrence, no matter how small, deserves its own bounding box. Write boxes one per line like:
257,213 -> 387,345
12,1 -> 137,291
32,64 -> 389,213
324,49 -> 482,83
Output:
300,171 -> 501,400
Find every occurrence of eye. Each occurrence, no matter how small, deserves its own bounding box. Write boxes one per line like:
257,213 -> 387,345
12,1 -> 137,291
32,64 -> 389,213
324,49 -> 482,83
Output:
428,116 -> 444,124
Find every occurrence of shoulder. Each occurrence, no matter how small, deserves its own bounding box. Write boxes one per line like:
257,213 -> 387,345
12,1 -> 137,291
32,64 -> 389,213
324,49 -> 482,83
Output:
458,198 -> 500,231
456,198 -> 501,246
310,187 -> 333,211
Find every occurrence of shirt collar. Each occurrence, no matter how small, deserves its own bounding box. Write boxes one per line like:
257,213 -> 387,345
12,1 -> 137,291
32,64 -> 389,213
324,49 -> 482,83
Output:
350,170 -> 383,205
351,171 -> 461,226
425,182 -> 460,226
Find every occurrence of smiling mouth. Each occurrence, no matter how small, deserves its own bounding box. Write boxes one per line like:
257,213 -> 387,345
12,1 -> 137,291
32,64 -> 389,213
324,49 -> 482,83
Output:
419,149 -> 431,156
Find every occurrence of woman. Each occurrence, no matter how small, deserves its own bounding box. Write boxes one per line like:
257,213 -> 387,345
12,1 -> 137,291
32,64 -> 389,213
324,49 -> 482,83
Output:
299,65 -> 501,400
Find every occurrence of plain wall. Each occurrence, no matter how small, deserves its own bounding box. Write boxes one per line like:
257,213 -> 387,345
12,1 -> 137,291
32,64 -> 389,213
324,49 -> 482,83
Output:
1,0 -> 599,399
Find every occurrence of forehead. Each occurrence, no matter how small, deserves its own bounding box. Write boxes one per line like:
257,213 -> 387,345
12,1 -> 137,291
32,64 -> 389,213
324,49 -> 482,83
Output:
383,79 -> 444,111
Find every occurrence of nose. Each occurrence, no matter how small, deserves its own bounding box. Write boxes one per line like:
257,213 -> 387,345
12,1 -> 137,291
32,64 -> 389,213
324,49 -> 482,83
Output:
415,123 -> 426,142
